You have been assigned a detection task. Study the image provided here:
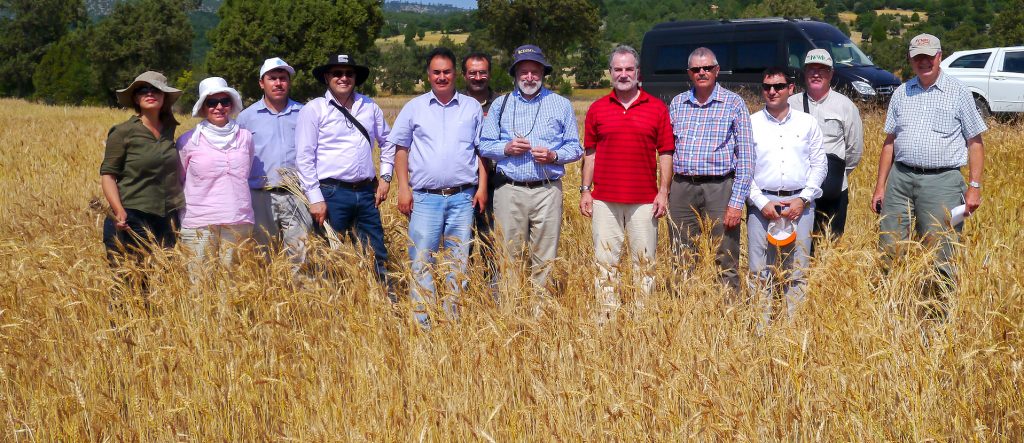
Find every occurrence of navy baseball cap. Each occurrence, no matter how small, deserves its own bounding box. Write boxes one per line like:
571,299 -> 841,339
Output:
508,44 -> 553,77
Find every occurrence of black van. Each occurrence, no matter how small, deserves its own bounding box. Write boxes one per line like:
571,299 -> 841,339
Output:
639,18 -> 901,103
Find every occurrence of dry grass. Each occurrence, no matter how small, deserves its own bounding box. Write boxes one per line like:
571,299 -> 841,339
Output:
376,32 -> 470,48
1,96 -> 1023,441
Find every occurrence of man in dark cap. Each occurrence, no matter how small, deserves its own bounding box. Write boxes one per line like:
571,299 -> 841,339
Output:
295,54 -> 395,290
479,44 -> 583,297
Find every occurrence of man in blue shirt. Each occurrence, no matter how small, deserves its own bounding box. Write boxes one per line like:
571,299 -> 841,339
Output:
389,47 -> 488,327
237,57 -> 311,276
479,44 -> 583,296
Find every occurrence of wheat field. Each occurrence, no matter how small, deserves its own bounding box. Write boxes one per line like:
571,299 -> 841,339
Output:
1,96 -> 1022,441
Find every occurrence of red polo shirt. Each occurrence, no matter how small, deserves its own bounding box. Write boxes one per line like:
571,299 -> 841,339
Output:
584,89 -> 674,204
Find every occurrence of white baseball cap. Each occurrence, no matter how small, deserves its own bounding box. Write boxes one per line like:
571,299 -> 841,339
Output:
804,49 -> 833,68
259,57 -> 295,79
909,34 -> 941,57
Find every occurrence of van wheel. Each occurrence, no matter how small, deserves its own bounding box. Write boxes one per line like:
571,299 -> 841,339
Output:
974,95 -> 991,118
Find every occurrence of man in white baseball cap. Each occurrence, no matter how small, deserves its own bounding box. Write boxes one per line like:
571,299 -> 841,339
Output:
871,33 -> 987,319
789,48 -> 863,254
237,57 -> 311,277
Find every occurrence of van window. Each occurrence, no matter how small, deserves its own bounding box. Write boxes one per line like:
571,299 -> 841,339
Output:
734,41 -> 777,73
787,40 -> 812,69
812,39 -> 872,67
948,52 -> 990,69
653,43 -> 731,75
1002,51 -> 1024,74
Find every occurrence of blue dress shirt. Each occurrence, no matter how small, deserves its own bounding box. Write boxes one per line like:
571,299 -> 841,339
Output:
387,91 -> 483,190
237,97 -> 303,188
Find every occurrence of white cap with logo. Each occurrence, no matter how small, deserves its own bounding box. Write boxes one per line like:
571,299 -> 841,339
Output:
803,49 -> 833,68
259,57 -> 295,79
909,34 -> 941,57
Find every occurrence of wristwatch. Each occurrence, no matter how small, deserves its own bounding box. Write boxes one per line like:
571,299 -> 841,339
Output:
799,197 -> 810,205
579,185 -> 592,192
381,174 -> 392,183
968,181 -> 982,189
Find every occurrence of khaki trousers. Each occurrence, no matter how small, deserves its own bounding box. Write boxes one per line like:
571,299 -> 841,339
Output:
591,200 -> 657,311
493,181 -> 563,291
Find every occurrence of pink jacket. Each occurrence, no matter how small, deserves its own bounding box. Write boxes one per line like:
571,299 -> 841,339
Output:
176,128 -> 255,229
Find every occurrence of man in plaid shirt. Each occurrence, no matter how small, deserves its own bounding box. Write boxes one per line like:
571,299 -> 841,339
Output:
667,47 -> 755,295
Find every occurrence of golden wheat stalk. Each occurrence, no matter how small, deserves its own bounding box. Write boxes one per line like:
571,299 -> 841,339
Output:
276,168 -> 342,249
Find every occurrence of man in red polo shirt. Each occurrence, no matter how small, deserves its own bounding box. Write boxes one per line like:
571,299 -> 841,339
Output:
580,45 -> 674,320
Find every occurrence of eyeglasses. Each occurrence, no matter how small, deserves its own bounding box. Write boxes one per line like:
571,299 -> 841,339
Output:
328,69 -> 357,78
762,82 -> 790,92
134,86 -> 163,96
805,66 -> 832,76
688,65 -> 717,74
204,97 -> 233,108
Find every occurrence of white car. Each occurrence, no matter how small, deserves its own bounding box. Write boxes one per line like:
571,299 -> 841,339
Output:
941,46 -> 1024,116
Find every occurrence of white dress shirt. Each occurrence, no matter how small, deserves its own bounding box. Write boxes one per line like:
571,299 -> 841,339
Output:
747,107 -> 826,210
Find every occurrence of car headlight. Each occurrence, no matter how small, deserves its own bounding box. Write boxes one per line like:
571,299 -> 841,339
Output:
851,80 -> 876,96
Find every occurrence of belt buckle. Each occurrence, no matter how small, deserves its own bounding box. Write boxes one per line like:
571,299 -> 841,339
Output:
440,187 -> 457,196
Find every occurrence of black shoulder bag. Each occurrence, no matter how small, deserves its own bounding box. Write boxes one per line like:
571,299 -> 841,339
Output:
804,92 -> 846,200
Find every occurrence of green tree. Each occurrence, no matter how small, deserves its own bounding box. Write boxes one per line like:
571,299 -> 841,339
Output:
32,28 -> 104,105
477,0 -> 602,66
206,0 -> 384,102
741,0 -> 823,18
990,0 -> 1024,47
573,38 -> 606,88
90,0 -> 194,106
0,0 -> 86,97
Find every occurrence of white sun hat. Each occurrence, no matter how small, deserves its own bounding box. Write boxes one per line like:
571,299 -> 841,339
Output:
191,76 -> 244,118
767,218 -> 798,247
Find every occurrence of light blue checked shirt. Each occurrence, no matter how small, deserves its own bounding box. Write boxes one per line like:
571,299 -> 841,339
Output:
478,88 -> 583,182
668,84 -> 755,209
884,72 -> 987,169
237,97 -> 303,188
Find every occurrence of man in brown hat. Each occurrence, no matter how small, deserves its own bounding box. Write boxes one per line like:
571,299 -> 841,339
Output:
295,54 -> 395,290
870,34 -> 987,315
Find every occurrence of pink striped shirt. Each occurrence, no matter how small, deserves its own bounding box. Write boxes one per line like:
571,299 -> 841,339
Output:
176,129 -> 255,229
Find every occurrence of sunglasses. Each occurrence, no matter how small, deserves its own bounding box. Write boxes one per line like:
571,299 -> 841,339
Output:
134,86 -> 163,96
762,82 -> 790,92
204,97 -> 233,108
328,69 -> 357,78
688,65 -> 717,74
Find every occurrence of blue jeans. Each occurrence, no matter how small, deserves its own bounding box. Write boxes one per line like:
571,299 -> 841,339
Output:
408,188 -> 475,325
321,182 -> 388,283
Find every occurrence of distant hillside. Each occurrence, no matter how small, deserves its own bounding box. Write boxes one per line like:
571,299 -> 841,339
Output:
384,1 -> 469,14
85,0 -> 222,18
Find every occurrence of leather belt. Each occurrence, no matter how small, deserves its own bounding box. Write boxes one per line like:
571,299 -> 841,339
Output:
416,183 -> 475,196
896,161 -> 958,174
507,178 -> 559,188
320,177 -> 376,189
763,188 -> 803,197
673,171 -> 734,183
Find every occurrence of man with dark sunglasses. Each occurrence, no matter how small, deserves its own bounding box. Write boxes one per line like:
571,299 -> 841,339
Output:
667,47 -> 754,297
295,54 -> 396,294
746,67 -> 825,327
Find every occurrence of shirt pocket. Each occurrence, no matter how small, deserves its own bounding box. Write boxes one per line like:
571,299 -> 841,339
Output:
930,107 -> 959,136
458,120 -> 478,145
821,118 -> 844,146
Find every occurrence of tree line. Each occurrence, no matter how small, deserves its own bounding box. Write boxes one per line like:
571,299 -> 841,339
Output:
3,0 -> 1024,107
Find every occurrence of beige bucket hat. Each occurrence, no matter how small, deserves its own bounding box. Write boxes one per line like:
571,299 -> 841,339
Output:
115,71 -> 182,111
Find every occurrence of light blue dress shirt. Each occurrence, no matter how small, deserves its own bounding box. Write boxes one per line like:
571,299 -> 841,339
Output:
478,88 -> 583,182
237,97 -> 303,188
388,91 -> 483,190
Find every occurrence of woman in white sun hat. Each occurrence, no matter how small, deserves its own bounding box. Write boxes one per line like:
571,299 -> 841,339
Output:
176,77 -> 255,278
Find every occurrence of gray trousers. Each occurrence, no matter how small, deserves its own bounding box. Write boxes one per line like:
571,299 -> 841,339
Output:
879,163 -> 965,287
747,199 -> 815,325
668,176 -> 741,293
251,189 -> 313,274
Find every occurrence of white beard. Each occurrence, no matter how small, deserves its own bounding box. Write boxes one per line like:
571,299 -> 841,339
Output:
517,79 -> 542,96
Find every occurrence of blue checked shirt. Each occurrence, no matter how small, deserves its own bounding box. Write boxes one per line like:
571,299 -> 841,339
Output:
237,98 -> 303,188
479,88 -> 583,182
668,84 -> 755,209
884,72 -> 987,169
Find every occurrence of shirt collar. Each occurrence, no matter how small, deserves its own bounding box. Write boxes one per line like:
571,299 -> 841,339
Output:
255,97 -> 301,115
512,87 -> 550,103
324,90 -> 362,109
428,90 -> 461,107
607,88 -> 650,107
685,83 -> 722,106
908,71 -> 948,93
807,89 -> 833,104
761,107 -> 793,124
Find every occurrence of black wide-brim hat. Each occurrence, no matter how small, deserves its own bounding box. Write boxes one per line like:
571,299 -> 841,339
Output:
312,54 -> 370,86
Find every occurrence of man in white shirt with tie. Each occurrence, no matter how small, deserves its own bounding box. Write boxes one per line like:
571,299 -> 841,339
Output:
747,67 -> 826,326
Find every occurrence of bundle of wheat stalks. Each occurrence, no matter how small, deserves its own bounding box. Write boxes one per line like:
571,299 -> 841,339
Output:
0,98 -> 1021,440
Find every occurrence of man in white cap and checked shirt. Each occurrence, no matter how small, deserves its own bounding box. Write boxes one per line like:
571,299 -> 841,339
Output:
788,49 -> 863,253
238,57 -> 311,276
870,34 -> 987,318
